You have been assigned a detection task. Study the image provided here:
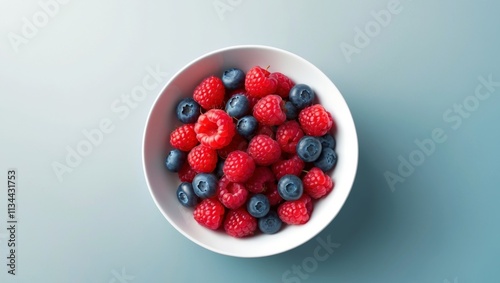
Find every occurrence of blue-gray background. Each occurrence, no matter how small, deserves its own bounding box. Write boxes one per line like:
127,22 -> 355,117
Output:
1,0 -> 498,282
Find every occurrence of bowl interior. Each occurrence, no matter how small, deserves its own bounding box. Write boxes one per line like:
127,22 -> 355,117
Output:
143,45 -> 358,257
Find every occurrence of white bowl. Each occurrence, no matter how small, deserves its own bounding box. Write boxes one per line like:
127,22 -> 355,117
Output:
142,45 -> 358,258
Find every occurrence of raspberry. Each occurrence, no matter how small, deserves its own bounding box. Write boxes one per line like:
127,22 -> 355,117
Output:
272,155 -> 305,180
170,124 -> 198,151
278,194 -> 313,225
298,104 -> 333,136
264,182 -> 283,206
303,167 -> 334,199
217,176 -> 248,209
187,144 -> 218,173
223,150 -> 255,183
195,109 -> 236,149
256,124 -> 275,139
269,72 -> 294,98
245,166 -> 275,194
276,120 -> 304,154
178,163 -> 197,182
193,198 -> 225,230
193,76 -> 225,110
217,134 -> 248,159
247,135 -> 281,166
253,95 -> 286,126
245,66 -> 277,99
224,208 -> 257,237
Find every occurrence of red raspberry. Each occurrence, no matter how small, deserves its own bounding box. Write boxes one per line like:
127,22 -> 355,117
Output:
256,124 -> 275,139
193,76 -> 225,110
193,198 -> 225,230
223,150 -> 255,183
298,104 -> 334,136
245,166 -> 275,194
272,155 -> 305,180
253,94 -> 286,126
217,134 -> 248,159
224,208 -> 257,237
217,176 -> 248,209
195,109 -> 235,149
187,144 -> 218,173
245,66 -> 277,99
247,135 -> 281,166
269,72 -> 294,98
278,194 -> 313,225
264,182 -> 283,206
170,124 -> 198,151
178,163 -> 197,182
303,167 -> 334,199
276,120 -> 304,154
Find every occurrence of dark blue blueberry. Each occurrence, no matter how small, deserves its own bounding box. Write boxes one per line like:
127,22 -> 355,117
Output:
176,98 -> 201,124
225,94 -> 250,118
258,211 -> 282,234
284,101 -> 299,120
296,136 -> 322,162
277,175 -> 303,201
247,194 -> 270,218
236,115 -> 258,140
318,134 -> 336,150
289,84 -> 315,109
222,68 -> 245,90
192,173 -> 218,199
165,149 -> 186,172
176,182 -> 198,207
314,148 -> 337,172
215,159 -> 225,178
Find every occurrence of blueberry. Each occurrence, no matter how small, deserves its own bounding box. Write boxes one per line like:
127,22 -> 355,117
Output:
176,182 -> 198,207
318,134 -> 336,150
176,98 -> 201,124
165,149 -> 186,172
314,148 -> 337,172
236,115 -> 258,140
215,159 -> 225,178
192,173 -> 218,198
284,101 -> 299,120
225,94 -> 250,118
277,175 -> 303,201
289,84 -> 315,109
258,211 -> 282,234
222,68 -> 245,90
296,136 -> 322,162
247,194 -> 270,218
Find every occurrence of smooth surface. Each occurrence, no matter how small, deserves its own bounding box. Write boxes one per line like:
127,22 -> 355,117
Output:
1,0 -> 499,282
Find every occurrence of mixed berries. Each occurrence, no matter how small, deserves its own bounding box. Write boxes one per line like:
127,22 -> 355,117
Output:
165,66 -> 338,237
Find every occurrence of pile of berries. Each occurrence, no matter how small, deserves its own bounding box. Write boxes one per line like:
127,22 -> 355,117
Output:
165,66 -> 338,237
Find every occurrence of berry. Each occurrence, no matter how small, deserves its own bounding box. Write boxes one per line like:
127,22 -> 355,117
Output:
222,68 -> 245,90
178,163 -> 197,182
225,94 -> 250,118
176,182 -> 198,207
253,94 -> 286,126
272,155 -> 305,180
192,173 -> 218,198
215,158 -> 225,178
278,194 -> 313,225
193,76 -> 225,110
236,115 -> 258,140
296,136 -> 322,162
264,182 -> 283,206
269,72 -> 294,98
289,84 -> 315,109
318,134 -> 336,150
223,150 -> 255,183
193,198 -> 225,230
165,149 -> 186,172
244,66 -> 277,98
245,166 -> 275,194
277,174 -> 303,201
188,144 -> 218,173
276,120 -> 304,154
299,104 -> 333,136
303,167 -> 334,199
314,148 -> 337,172
217,134 -> 248,159
284,101 -> 299,120
230,90 -> 259,108
256,124 -> 275,139
217,176 -> 248,209
224,208 -> 257,237
176,98 -> 201,124
195,109 -> 235,149
170,124 -> 198,152
258,211 -> 282,234
247,135 -> 281,166
247,194 -> 270,218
